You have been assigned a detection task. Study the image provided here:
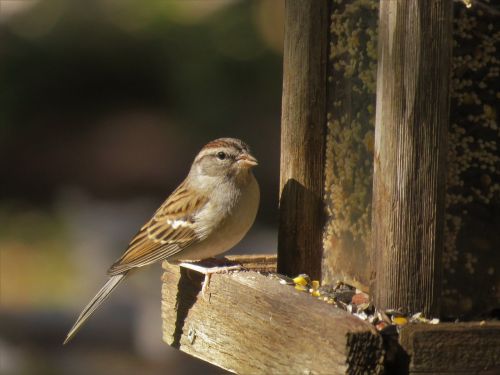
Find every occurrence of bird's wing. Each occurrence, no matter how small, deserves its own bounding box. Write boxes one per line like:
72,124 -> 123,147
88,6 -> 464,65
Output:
107,181 -> 209,276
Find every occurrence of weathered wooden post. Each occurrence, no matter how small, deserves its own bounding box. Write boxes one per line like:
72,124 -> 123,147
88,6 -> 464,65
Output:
371,0 -> 453,317
278,0 -> 328,281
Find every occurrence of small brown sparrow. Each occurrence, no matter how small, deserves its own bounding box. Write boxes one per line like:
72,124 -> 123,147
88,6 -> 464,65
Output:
64,138 -> 259,344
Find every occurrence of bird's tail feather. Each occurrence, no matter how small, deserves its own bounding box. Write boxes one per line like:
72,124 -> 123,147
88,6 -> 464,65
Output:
63,273 -> 127,345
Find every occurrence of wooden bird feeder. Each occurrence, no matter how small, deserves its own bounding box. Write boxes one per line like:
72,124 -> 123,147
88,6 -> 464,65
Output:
161,1 -> 500,373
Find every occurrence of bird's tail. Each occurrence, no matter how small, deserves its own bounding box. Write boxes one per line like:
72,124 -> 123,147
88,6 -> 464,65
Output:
63,273 -> 127,345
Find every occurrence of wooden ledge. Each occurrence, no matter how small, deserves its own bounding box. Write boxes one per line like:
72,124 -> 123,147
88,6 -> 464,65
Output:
161,255 -> 384,374
398,322 -> 500,374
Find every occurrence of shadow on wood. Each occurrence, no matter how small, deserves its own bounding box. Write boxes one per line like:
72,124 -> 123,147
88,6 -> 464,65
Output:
278,178 -> 324,281
279,0 -> 327,283
172,267 -> 203,349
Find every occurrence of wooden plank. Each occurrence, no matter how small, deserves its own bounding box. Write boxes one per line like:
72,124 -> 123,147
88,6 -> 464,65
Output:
161,256 -> 384,374
398,322 -> 500,374
372,0 -> 453,316
278,0 -> 328,281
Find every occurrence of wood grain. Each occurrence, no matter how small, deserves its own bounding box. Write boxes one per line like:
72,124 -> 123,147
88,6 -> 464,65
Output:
278,0 -> 328,281
161,258 -> 384,374
399,322 -> 500,374
372,0 -> 453,316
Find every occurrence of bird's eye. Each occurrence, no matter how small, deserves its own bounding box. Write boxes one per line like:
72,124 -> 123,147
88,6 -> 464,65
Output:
216,151 -> 226,160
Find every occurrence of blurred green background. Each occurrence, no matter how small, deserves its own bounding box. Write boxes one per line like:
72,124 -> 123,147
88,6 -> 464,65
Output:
0,0 -> 283,373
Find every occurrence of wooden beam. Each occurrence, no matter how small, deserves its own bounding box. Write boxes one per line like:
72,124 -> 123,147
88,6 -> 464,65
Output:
372,0 -> 453,316
278,0 -> 328,281
161,256 -> 384,374
398,322 -> 500,374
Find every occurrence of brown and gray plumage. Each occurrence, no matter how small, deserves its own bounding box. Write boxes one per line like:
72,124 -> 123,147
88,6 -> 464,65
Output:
64,138 -> 260,344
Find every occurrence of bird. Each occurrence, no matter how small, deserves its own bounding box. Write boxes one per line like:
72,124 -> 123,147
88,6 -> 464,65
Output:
63,137 -> 260,344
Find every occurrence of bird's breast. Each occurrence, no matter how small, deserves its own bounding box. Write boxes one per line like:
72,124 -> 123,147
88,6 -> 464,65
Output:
173,174 -> 259,261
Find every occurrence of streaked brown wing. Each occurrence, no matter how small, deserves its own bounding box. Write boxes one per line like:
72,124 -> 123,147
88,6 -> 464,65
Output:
107,181 -> 208,276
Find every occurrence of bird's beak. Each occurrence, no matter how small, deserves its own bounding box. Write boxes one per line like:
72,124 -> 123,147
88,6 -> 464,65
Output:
237,153 -> 258,168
